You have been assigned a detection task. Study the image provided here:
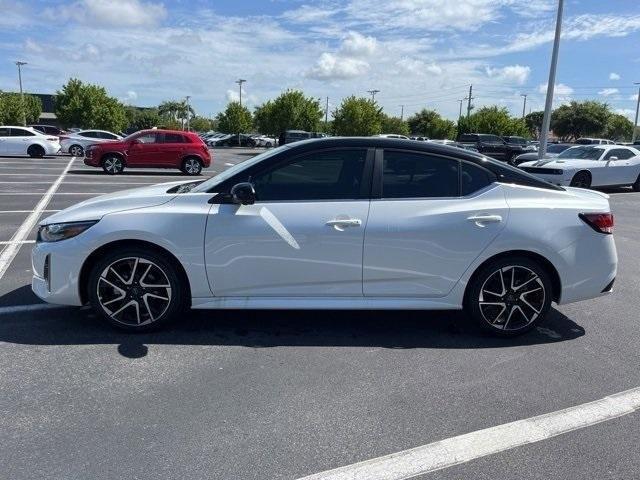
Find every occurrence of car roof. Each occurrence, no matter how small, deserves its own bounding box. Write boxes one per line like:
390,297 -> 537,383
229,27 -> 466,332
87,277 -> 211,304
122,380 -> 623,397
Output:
77,129 -> 117,134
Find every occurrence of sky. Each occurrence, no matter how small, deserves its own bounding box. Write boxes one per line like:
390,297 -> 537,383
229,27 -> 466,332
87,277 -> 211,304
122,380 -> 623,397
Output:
1,0 -> 639,122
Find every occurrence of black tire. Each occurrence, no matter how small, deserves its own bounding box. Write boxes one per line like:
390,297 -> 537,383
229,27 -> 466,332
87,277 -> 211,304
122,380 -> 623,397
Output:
27,144 -> 45,158
464,256 -> 553,337
181,157 -> 202,175
570,171 -> 591,188
69,144 -> 84,157
632,174 -> 640,192
102,154 -> 125,174
87,248 -> 187,332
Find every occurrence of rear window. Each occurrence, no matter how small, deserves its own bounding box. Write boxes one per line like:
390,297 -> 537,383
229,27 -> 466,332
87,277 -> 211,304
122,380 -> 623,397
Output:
164,133 -> 184,143
458,134 -> 477,143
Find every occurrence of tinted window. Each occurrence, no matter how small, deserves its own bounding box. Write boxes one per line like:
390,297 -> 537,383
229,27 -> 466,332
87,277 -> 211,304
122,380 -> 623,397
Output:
0,127 -> 10,137
10,128 -> 35,137
136,133 -> 158,144
558,146 -> 604,160
252,149 -> 367,201
163,133 -> 184,143
97,132 -> 118,139
605,148 -> 634,160
547,144 -> 571,153
480,135 -> 503,143
461,162 -> 494,195
382,151 -> 459,198
80,131 -> 97,138
458,134 -> 477,142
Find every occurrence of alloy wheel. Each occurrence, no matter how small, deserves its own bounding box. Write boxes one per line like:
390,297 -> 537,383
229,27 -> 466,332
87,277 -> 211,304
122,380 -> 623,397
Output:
70,145 -> 83,157
184,158 -> 201,174
104,157 -> 123,174
478,265 -> 545,331
97,257 -> 172,326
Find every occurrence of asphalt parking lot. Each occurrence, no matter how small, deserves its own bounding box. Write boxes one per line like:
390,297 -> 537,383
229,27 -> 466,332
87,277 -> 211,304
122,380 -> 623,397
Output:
1,150 -> 640,480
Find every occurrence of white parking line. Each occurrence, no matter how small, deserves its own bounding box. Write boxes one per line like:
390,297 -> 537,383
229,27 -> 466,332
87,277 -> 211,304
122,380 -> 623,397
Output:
0,157 -> 75,282
0,240 -> 35,245
0,304 -> 67,315
0,210 -> 60,214
297,387 -> 640,480
0,192 -> 103,195
0,181 -> 156,185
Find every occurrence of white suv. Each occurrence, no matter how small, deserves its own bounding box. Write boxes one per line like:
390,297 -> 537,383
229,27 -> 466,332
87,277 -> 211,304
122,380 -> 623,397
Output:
0,126 -> 61,157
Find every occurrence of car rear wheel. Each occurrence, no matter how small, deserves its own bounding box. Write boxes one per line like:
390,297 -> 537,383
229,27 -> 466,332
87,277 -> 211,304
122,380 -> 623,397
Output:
88,248 -> 186,332
27,144 -> 45,158
465,256 -> 552,337
102,155 -> 124,174
181,157 -> 202,175
69,145 -> 84,157
570,171 -> 591,188
632,174 -> 640,192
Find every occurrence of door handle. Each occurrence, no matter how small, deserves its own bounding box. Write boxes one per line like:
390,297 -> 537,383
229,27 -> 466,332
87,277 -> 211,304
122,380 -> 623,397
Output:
468,214 -> 502,226
326,218 -> 362,230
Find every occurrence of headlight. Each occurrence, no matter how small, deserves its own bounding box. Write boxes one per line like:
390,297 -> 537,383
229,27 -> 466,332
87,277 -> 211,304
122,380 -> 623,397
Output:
37,220 -> 98,243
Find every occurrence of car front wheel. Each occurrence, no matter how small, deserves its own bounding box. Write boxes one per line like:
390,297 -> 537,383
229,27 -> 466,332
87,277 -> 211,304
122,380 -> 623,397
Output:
570,171 -> 591,188
102,155 -> 124,174
88,248 -> 186,331
465,257 -> 552,337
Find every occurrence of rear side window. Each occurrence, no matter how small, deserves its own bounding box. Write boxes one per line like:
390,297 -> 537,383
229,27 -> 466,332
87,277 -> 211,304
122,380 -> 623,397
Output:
461,162 -> 495,196
97,132 -> 118,139
0,127 -> 10,136
382,151 -> 459,198
458,134 -> 477,142
10,128 -> 35,136
163,133 -> 184,143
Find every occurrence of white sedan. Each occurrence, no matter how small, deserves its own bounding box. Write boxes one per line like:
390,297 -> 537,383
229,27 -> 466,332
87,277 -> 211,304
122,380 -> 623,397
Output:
0,125 -> 61,157
32,138 -> 617,337
519,145 -> 640,189
59,129 -> 122,157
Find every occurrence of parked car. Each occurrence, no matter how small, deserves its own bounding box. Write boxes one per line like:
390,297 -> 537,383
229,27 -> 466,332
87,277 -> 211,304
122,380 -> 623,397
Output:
282,130 -> 312,145
83,129 -> 211,175
457,133 -> 529,164
518,144 -> 640,189
575,138 -> 615,145
513,143 -> 573,166
503,136 -> 536,152
59,130 -> 123,157
29,125 -> 67,136
410,136 -> 429,141
375,134 -> 410,139
33,137 -> 616,338
429,139 -> 479,152
0,126 -> 61,157
252,135 -> 277,147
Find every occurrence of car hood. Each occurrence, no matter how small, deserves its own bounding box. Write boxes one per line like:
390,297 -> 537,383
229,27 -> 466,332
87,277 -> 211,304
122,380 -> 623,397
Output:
519,158 -> 592,169
40,180 -> 193,225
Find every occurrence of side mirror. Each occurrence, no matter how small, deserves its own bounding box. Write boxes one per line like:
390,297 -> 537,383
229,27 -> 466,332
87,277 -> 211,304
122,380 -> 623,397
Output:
230,182 -> 256,205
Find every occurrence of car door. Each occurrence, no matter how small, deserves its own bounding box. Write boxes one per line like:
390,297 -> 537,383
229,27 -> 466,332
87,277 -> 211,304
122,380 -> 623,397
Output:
363,149 -> 508,297
204,148 -> 373,296
0,127 -> 10,154
126,132 -> 161,166
160,132 -> 186,166
601,148 -> 636,185
7,127 -> 35,155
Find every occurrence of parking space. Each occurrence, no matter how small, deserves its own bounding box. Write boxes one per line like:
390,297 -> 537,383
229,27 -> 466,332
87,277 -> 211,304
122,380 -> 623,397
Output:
1,149 -> 640,479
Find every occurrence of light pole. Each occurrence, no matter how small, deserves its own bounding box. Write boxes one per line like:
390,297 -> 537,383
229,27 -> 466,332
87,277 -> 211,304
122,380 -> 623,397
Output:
15,61 -> 27,126
632,82 -> 640,143
367,89 -> 380,101
399,105 -> 404,121
538,0 -> 564,159
185,95 -> 191,131
235,79 -> 246,146
521,94 -> 527,119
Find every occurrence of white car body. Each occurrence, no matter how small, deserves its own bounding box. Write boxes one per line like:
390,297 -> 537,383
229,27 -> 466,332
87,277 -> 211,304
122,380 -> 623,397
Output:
519,145 -> 640,187
32,139 -> 617,334
254,135 -> 277,147
60,130 -> 122,156
0,126 -> 61,156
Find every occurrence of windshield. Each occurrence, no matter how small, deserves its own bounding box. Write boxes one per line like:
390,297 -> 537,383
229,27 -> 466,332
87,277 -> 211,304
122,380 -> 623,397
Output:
192,145 -> 290,192
547,144 -> 571,153
557,146 -> 604,160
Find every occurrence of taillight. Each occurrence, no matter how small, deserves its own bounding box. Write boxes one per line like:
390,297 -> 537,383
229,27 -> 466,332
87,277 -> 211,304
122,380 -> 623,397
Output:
580,213 -> 614,234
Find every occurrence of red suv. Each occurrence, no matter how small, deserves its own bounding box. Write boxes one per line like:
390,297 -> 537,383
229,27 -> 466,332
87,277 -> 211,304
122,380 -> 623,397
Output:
84,129 -> 212,175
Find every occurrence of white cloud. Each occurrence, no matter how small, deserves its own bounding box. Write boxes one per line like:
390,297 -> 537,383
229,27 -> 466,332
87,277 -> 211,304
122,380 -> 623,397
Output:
538,83 -> 573,96
396,58 -> 442,76
306,53 -> 370,80
609,72 -> 621,81
630,93 -> 640,102
485,64 -> 530,85
615,108 -> 636,121
598,88 -> 619,97
50,0 -> 167,28
281,5 -> 339,23
340,31 -> 377,57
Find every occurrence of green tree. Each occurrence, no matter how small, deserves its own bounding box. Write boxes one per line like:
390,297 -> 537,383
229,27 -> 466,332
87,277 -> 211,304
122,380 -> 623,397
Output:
55,78 -> 127,132
605,113 -> 634,141
550,101 -> 610,141
407,109 -> 456,139
0,92 -> 42,124
332,96 -> 382,136
189,116 -> 216,132
524,111 -> 544,138
158,100 -> 194,129
457,106 -> 528,137
253,90 -> 324,136
380,114 -> 410,136
217,101 -> 252,135
126,107 -> 160,131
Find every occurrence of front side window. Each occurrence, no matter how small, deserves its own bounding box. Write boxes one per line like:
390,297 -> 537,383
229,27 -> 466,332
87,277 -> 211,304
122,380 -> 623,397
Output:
135,133 -> 158,144
382,151 -> 459,198
80,131 -> 97,138
10,128 -> 35,137
252,149 -> 367,201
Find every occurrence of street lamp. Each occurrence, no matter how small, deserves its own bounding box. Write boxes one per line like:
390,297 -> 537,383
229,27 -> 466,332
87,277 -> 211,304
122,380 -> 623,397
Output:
632,82 -> 640,143
538,0 -> 564,159
235,79 -> 246,146
185,95 -> 191,131
15,61 -> 27,126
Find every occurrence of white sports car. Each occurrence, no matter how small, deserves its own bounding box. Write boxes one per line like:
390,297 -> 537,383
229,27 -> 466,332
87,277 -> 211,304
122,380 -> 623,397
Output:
519,145 -> 640,189
32,138 -> 617,337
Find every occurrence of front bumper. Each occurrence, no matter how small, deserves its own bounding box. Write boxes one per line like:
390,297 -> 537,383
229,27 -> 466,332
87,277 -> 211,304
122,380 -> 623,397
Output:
31,239 -> 85,306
